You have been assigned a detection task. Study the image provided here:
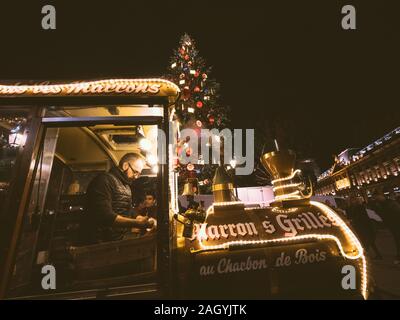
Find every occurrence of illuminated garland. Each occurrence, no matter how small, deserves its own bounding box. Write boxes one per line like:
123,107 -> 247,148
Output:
272,182 -> 302,192
271,169 -> 301,184
0,78 -> 180,96
274,190 -> 302,201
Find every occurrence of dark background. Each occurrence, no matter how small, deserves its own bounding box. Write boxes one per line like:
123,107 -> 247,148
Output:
0,0 -> 399,170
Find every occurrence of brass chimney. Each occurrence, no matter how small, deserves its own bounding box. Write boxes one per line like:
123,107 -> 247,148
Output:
261,149 -> 296,182
212,166 -> 235,203
261,149 -> 309,206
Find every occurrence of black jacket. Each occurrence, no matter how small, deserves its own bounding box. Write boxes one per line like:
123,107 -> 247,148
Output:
81,167 -> 133,243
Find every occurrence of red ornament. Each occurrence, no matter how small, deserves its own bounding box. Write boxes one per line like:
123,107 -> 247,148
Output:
194,86 -> 200,93
184,55 -> 190,60
180,48 -> 185,55
194,71 -> 200,77
196,101 -> 203,108
185,148 -> 193,157
208,116 -> 215,124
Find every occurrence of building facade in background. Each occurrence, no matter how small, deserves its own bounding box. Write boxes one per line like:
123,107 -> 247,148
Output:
316,127 -> 400,199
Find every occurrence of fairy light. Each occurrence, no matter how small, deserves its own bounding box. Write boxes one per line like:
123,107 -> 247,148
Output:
169,134 -> 178,214
0,78 -> 180,96
274,190 -> 301,201
271,207 -> 298,214
271,169 -> 301,184
272,182 -> 302,192
213,201 -> 244,207
311,201 -> 367,299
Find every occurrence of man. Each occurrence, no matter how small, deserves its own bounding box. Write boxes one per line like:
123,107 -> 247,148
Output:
370,190 -> 400,264
138,191 -> 157,219
81,152 -> 154,244
132,191 -> 157,235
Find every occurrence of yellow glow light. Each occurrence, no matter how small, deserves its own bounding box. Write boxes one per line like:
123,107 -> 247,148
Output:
271,169 -> 301,184
0,78 -> 181,95
272,182 -> 302,192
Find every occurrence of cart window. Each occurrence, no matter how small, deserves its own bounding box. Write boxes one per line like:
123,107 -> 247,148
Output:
8,121 -> 160,298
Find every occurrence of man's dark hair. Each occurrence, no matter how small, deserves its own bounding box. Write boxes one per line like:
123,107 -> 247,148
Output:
145,191 -> 156,199
118,152 -> 144,168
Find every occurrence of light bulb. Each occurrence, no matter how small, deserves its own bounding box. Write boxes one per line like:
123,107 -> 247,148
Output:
147,154 -> 158,166
139,138 -> 152,151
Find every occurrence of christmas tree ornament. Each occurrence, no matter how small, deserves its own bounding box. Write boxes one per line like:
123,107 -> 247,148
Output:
196,101 -> 203,108
190,70 -> 196,75
180,73 -> 185,79
202,73 -> 207,79
187,163 -> 195,171
196,120 -> 202,127
194,86 -> 200,93
185,148 -> 193,157
184,55 -> 190,60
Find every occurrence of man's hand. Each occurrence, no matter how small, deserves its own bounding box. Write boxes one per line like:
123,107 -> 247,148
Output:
114,214 -> 151,229
135,215 -> 150,228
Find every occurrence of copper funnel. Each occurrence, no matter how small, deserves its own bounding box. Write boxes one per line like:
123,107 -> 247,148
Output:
261,149 -> 307,206
261,149 -> 296,180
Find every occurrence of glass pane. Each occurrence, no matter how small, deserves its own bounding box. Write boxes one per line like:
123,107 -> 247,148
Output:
8,121 -> 160,297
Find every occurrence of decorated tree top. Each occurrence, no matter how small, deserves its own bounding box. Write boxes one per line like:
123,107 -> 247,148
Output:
167,33 -> 229,129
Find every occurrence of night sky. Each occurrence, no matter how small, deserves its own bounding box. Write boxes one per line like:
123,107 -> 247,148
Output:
0,0 -> 399,170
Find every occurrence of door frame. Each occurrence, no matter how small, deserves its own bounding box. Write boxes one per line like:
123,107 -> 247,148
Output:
0,107 -> 172,299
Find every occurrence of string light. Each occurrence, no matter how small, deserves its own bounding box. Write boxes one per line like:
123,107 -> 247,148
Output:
271,169 -> 301,184
271,207 -> 298,213
0,78 -> 180,96
274,190 -> 302,201
272,182 -> 302,192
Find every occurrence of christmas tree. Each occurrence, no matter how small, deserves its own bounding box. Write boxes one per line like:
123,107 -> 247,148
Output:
167,33 -> 230,193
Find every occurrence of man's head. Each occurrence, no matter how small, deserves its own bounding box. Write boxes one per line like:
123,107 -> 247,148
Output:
143,192 -> 156,208
119,152 -> 145,182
